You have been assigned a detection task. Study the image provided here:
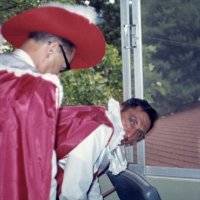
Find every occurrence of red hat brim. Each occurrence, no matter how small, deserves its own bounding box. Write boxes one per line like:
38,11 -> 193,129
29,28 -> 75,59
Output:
1,6 -> 106,70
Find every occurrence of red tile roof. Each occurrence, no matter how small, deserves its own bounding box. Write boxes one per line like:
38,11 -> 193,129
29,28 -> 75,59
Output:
145,105 -> 200,169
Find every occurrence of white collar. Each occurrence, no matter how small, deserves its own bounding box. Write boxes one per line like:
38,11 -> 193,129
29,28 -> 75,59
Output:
106,98 -> 127,175
13,49 -> 35,68
106,98 -> 125,151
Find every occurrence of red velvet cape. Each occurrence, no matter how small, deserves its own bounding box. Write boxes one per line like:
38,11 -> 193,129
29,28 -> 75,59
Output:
0,70 -> 58,200
56,105 -> 113,194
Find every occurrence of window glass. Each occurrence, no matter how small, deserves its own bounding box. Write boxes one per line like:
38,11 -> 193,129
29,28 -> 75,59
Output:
141,0 -> 200,169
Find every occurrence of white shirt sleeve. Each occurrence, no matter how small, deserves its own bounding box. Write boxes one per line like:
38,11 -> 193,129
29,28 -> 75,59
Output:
59,124 -> 112,200
87,177 -> 103,200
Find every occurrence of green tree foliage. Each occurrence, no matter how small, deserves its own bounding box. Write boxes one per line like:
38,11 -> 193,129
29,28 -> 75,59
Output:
61,44 -> 123,106
142,0 -> 200,115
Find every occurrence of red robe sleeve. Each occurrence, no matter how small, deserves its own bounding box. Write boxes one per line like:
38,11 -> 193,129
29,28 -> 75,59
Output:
0,70 -> 58,200
56,105 -> 113,160
55,105 -> 113,195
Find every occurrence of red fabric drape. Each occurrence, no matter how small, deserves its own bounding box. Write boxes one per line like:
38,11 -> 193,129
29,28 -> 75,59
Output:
0,70 -> 58,200
55,105 -> 113,194
56,105 -> 113,159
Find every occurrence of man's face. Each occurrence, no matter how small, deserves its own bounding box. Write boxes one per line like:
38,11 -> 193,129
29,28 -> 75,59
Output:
120,106 -> 151,144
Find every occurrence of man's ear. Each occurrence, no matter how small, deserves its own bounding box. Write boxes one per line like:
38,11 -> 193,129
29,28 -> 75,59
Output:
47,41 -> 59,55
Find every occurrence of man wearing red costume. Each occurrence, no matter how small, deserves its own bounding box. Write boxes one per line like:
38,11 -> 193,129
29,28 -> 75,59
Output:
0,3 -> 105,200
56,98 -> 158,200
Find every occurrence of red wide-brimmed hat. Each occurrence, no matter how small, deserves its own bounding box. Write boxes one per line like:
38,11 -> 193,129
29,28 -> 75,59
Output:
1,4 -> 106,70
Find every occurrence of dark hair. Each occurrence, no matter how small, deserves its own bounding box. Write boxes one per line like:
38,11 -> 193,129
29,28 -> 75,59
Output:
28,32 -> 75,54
121,98 -> 159,132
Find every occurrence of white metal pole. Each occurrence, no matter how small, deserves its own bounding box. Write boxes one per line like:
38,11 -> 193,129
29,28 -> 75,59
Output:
132,0 -> 145,174
132,0 -> 144,99
120,0 -> 135,163
120,0 -> 132,101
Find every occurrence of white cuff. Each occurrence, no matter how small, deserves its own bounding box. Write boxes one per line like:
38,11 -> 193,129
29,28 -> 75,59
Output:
108,145 -> 127,175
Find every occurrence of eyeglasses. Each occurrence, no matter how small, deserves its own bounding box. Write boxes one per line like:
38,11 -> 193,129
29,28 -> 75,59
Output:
59,44 -> 71,72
